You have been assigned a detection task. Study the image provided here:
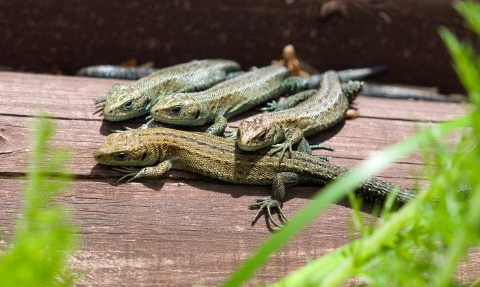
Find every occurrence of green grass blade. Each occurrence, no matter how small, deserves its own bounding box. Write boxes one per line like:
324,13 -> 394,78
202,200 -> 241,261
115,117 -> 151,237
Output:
0,116 -> 78,286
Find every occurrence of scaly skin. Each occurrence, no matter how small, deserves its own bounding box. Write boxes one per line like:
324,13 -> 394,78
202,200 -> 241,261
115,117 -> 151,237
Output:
100,59 -> 241,121
236,71 -> 362,161
149,65 -> 296,136
94,127 -> 415,227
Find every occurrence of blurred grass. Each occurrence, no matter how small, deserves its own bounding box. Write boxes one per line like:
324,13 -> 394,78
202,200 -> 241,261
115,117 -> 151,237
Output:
0,116 -> 78,286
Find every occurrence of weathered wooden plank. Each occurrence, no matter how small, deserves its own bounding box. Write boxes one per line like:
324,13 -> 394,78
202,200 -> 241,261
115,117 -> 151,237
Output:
0,179 -> 368,285
0,72 -> 475,286
2,179 -> 479,286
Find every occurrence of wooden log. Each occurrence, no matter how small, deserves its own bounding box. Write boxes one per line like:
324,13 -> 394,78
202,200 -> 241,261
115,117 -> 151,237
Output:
0,71 -> 477,286
0,0 -> 475,94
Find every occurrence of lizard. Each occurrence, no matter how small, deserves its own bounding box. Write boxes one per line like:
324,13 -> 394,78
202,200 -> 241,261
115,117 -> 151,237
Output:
98,59 -> 241,121
147,65 -> 315,135
147,65 -> 370,136
93,127 -> 416,227
235,71 -> 362,161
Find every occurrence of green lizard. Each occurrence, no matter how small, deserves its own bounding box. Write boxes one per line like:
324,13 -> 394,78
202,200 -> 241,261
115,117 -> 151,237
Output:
94,127 -> 415,227
98,59 -> 241,121
147,65 -> 317,135
147,65 -> 377,136
235,71 -> 362,161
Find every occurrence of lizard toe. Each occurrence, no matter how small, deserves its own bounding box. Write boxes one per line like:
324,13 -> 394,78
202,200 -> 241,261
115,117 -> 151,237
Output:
116,172 -> 138,183
250,197 -> 286,228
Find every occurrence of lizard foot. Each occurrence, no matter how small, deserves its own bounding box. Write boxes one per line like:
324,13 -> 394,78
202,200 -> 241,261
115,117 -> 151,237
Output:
250,197 -> 288,228
95,97 -> 107,105
224,129 -> 237,140
268,143 -> 293,163
93,106 -> 104,115
109,120 -> 159,133
143,118 -> 162,129
113,166 -> 142,183
257,100 -> 279,112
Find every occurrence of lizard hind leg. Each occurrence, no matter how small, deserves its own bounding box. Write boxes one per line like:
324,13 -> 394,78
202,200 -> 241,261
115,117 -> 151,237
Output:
307,140 -> 335,161
250,172 -> 299,228
294,138 -> 331,161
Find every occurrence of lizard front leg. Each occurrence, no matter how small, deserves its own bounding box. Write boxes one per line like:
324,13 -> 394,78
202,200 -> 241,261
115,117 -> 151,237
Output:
206,116 -> 228,136
114,160 -> 173,183
251,172 -> 299,228
267,128 -> 304,162
109,117 -> 162,133
268,129 -> 333,163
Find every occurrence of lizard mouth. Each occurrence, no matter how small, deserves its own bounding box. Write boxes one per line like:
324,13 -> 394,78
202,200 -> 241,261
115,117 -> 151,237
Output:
103,105 -> 144,121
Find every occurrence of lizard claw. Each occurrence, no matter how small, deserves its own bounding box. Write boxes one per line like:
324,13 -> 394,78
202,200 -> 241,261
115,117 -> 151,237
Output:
109,121 -> 158,133
113,167 -> 142,183
93,106 -> 104,115
250,197 -> 287,228
95,97 -> 107,105
109,129 -> 124,133
257,100 -> 279,112
224,129 -> 237,140
109,126 -> 134,133
268,143 -> 293,163
143,118 -> 162,129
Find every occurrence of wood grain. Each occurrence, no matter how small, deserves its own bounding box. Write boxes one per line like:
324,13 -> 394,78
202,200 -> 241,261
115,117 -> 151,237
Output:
0,71 -> 476,286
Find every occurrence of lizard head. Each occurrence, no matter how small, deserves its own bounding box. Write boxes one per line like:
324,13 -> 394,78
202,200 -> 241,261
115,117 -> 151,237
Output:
236,117 -> 284,151
103,83 -> 155,121
94,130 -> 158,166
149,94 -> 208,125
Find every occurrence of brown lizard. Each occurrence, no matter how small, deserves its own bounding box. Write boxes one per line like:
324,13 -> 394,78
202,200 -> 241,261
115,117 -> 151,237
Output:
94,127 -> 415,227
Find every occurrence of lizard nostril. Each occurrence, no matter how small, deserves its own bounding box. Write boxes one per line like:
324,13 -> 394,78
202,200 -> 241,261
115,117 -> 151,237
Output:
109,109 -> 113,114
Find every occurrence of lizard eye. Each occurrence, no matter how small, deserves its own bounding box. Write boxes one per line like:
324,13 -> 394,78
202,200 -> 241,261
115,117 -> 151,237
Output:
258,131 -> 267,141
170,105 -> 183,115
113,152 -> 127,161
123,100 -> 134,110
